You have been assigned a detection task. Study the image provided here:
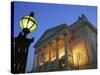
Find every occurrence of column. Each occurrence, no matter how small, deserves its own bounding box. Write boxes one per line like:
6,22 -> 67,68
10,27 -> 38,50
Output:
63,33 -> 69,70
55,38 -> 59,70
81,30 -> 90,65
48,42 -> 51,71
43,47 -> 46,71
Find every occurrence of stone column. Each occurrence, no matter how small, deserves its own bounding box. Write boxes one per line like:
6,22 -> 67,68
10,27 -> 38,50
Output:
63,33 -> 69,70
43,47 -> 46,71
55,38 -> 59,70
81,30 -> 90,65
48,42 -> 52,71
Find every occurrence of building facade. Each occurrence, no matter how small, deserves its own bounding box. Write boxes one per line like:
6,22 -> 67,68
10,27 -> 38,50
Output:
32,15 -> 97,72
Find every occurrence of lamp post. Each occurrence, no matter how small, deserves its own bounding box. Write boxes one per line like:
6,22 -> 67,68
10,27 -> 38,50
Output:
12,12 -> 37,74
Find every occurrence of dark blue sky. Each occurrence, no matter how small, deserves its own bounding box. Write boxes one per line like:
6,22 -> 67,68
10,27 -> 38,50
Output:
13,1 -> 97,72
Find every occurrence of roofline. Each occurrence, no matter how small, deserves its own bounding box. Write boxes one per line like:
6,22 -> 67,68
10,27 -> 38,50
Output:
70,14 -> 97,33
34,15 -> 97,48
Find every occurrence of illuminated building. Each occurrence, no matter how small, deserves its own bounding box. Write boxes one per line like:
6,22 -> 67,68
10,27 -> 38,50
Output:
32,15 -> 97,72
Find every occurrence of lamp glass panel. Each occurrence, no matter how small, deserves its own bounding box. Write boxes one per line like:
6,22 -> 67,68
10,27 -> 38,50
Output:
30,16 -> 34,21
30,23 -> 37,32
20,19 -> 24,29
27,20 -> 34,29
22,19 -> 28,28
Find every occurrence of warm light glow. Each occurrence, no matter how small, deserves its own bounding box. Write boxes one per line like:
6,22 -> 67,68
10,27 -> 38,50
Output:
45,59 -> 49,62
51,57 -> 56,61
59,38 -> 65,59
61,63 -> 65,67
39,36 -> 89,68
45,45 -> 49,62
50,40 -> 56,62
20,16 -> 37,32
73,40 -> 88,67
40,63 -> 43,66
59,52 -> 65,59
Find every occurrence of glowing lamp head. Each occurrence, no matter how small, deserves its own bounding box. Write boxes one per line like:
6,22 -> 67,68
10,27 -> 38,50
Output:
20,12 -> 37,34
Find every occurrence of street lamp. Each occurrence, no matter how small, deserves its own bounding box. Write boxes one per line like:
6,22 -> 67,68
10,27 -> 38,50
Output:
20,12 -> 37,34
12,12 -> 37,74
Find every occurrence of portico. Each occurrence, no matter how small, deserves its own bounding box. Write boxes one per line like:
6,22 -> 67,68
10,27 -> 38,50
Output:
33,24 -> 73,72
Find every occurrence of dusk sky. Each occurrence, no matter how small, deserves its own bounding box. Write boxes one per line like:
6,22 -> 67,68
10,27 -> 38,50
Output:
13,1 -> 97,72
